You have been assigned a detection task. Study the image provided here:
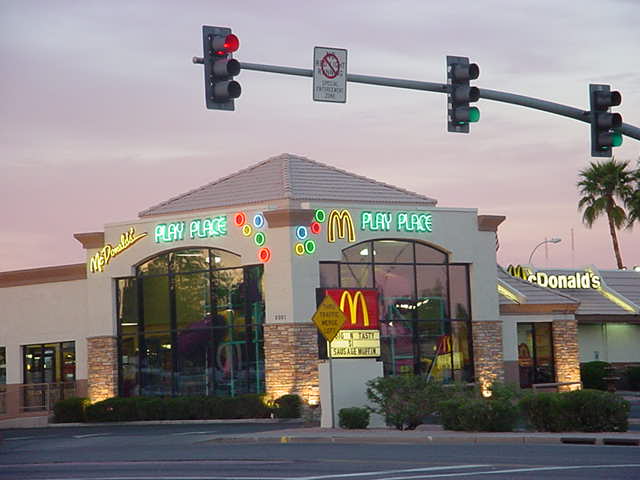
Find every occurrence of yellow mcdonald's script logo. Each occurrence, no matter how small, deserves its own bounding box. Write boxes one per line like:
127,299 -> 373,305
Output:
327,209 -> 356,243
339,290 -> 369,327
90,227 -> 147,273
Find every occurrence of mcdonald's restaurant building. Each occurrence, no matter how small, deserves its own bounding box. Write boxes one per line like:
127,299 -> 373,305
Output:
1,153 -> 589,425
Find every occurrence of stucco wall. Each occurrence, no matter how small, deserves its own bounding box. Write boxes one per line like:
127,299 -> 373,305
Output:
578,323 -> 640,363
0,279 -> 89,383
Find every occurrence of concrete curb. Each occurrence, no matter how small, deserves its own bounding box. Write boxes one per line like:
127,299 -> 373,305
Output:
43,418 -> 307,428
199,433 -> 640,446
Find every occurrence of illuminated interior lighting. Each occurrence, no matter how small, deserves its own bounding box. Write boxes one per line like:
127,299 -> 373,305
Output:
258,247 -> 271,263
214,256 -> 221,264
294,243 -> 305,255
310,221 -> 321,234
253,213 -> 265,229
359,248 -> 368,256
304,239 -> 316,254
234,212 -> 246,227
314,209 -> 326,223
121,323 -> 138,326
296,226 -> 308,240
242,224 -> 253,236
161,344 -> 172,349
254,231 -> 266,246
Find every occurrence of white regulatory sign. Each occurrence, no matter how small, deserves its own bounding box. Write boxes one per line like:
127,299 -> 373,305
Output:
313,47 -> 347,103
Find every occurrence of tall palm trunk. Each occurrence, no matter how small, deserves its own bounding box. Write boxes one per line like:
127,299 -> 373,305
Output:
607,197 -> 624,269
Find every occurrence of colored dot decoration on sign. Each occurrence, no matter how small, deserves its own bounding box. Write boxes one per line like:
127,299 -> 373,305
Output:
254,232 -> 266,246
242,224 -> 253,236
258,247 -> 271,263
253,213 -> 265,229
294,243 -> 305,255
234,212 -> 246,227
310,221 -> 321,235
304,239 -> 316,254
295,225 -> 308,240
314,209 -> 326,223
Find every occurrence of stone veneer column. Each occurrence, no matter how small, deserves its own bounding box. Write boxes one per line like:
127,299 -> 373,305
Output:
552,319 -> 581,391
87,336 -> 118,402
472,321 -> 504,393
263,323 -> 319,404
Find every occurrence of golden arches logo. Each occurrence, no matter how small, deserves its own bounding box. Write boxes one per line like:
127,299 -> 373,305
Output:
339,290 -> 369,327
327,209 -> 356,243
507,264 -> 531,280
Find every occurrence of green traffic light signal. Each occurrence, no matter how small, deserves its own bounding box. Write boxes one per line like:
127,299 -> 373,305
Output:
468,107 -> 480,123
612,131 -> 623,147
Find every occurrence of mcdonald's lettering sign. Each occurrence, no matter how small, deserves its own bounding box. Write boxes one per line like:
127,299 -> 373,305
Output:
326,289 -> 379,330
327,209 -> 356,243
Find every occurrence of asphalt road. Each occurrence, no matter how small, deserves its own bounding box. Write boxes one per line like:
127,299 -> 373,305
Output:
1,423 -> 640,480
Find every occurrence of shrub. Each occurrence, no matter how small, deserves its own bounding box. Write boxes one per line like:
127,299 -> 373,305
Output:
366,375 -> 445,430
339,407 -> 370,429
234,394 -> 272,419
627,366 -> 640,391
135,397 -> 165,420
86,397 -> 138,422
580,361 -> 610,390
273,394 -> 302,418
53,397 -> 90,423
438,397 -> 519,432
520,389 -> 629,432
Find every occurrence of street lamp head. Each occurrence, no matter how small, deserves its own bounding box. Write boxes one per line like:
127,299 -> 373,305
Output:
549,237 -> 562,244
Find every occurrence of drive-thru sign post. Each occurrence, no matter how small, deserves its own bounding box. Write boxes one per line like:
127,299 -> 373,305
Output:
312,295 -> 347,427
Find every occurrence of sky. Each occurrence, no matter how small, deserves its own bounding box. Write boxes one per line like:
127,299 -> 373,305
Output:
1,0 -> 639,272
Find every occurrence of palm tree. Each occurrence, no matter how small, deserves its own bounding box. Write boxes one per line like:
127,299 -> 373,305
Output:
626,164 -> 640,230
577,158 -> 633,269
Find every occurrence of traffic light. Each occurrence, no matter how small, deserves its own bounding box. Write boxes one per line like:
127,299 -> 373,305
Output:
447,56 -> 480,133
201,26 -> 241,110
589,84 -> 623,157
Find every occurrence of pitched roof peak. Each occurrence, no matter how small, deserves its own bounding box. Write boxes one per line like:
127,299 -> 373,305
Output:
139,153 -> 437,218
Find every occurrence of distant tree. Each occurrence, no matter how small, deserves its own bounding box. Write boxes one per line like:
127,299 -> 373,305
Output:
577,158 -> 634,269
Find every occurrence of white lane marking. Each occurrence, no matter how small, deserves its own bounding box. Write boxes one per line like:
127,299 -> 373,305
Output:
378,463 -> 640,479
5,436 -> 40,441
297,465 -> 491,480
72,433 -> 110,439
172,431 -> 211,436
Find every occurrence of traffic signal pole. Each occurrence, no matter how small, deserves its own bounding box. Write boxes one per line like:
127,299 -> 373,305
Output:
236,61 -> 640,142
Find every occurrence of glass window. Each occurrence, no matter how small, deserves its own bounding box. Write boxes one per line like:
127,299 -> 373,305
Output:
119,248 -> 265,398
142,276 -> 170,332
449,265 -> 470,319
320,240 -> 472,383
120,335 -> 139,397
340,264 -> 373,288
415,243 -> 447,263
518,323 -> 555,388
23,342 -> 75,384
319,263 -> 339,288
373,240 -> 413,263
342,242 -> 372,263
176,273 -> 211,330
172,249 -> 210,273
117,278 -> 139,336
138,254 -> 169,276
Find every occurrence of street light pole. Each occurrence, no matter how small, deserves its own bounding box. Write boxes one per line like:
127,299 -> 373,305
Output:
528,238 -> 562,266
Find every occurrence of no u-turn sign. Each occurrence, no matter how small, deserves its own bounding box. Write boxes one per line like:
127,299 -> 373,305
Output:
313,47 -> 347,103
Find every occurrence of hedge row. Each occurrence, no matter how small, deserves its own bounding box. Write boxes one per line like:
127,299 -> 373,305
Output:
53,394 -> 302,423
520,389 -> 629,432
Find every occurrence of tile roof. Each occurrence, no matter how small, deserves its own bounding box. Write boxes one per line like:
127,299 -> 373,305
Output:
139,153 -> 437,218
497,266 -> 578,306
542,268 -> 637,315
599,269 -> 640,307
